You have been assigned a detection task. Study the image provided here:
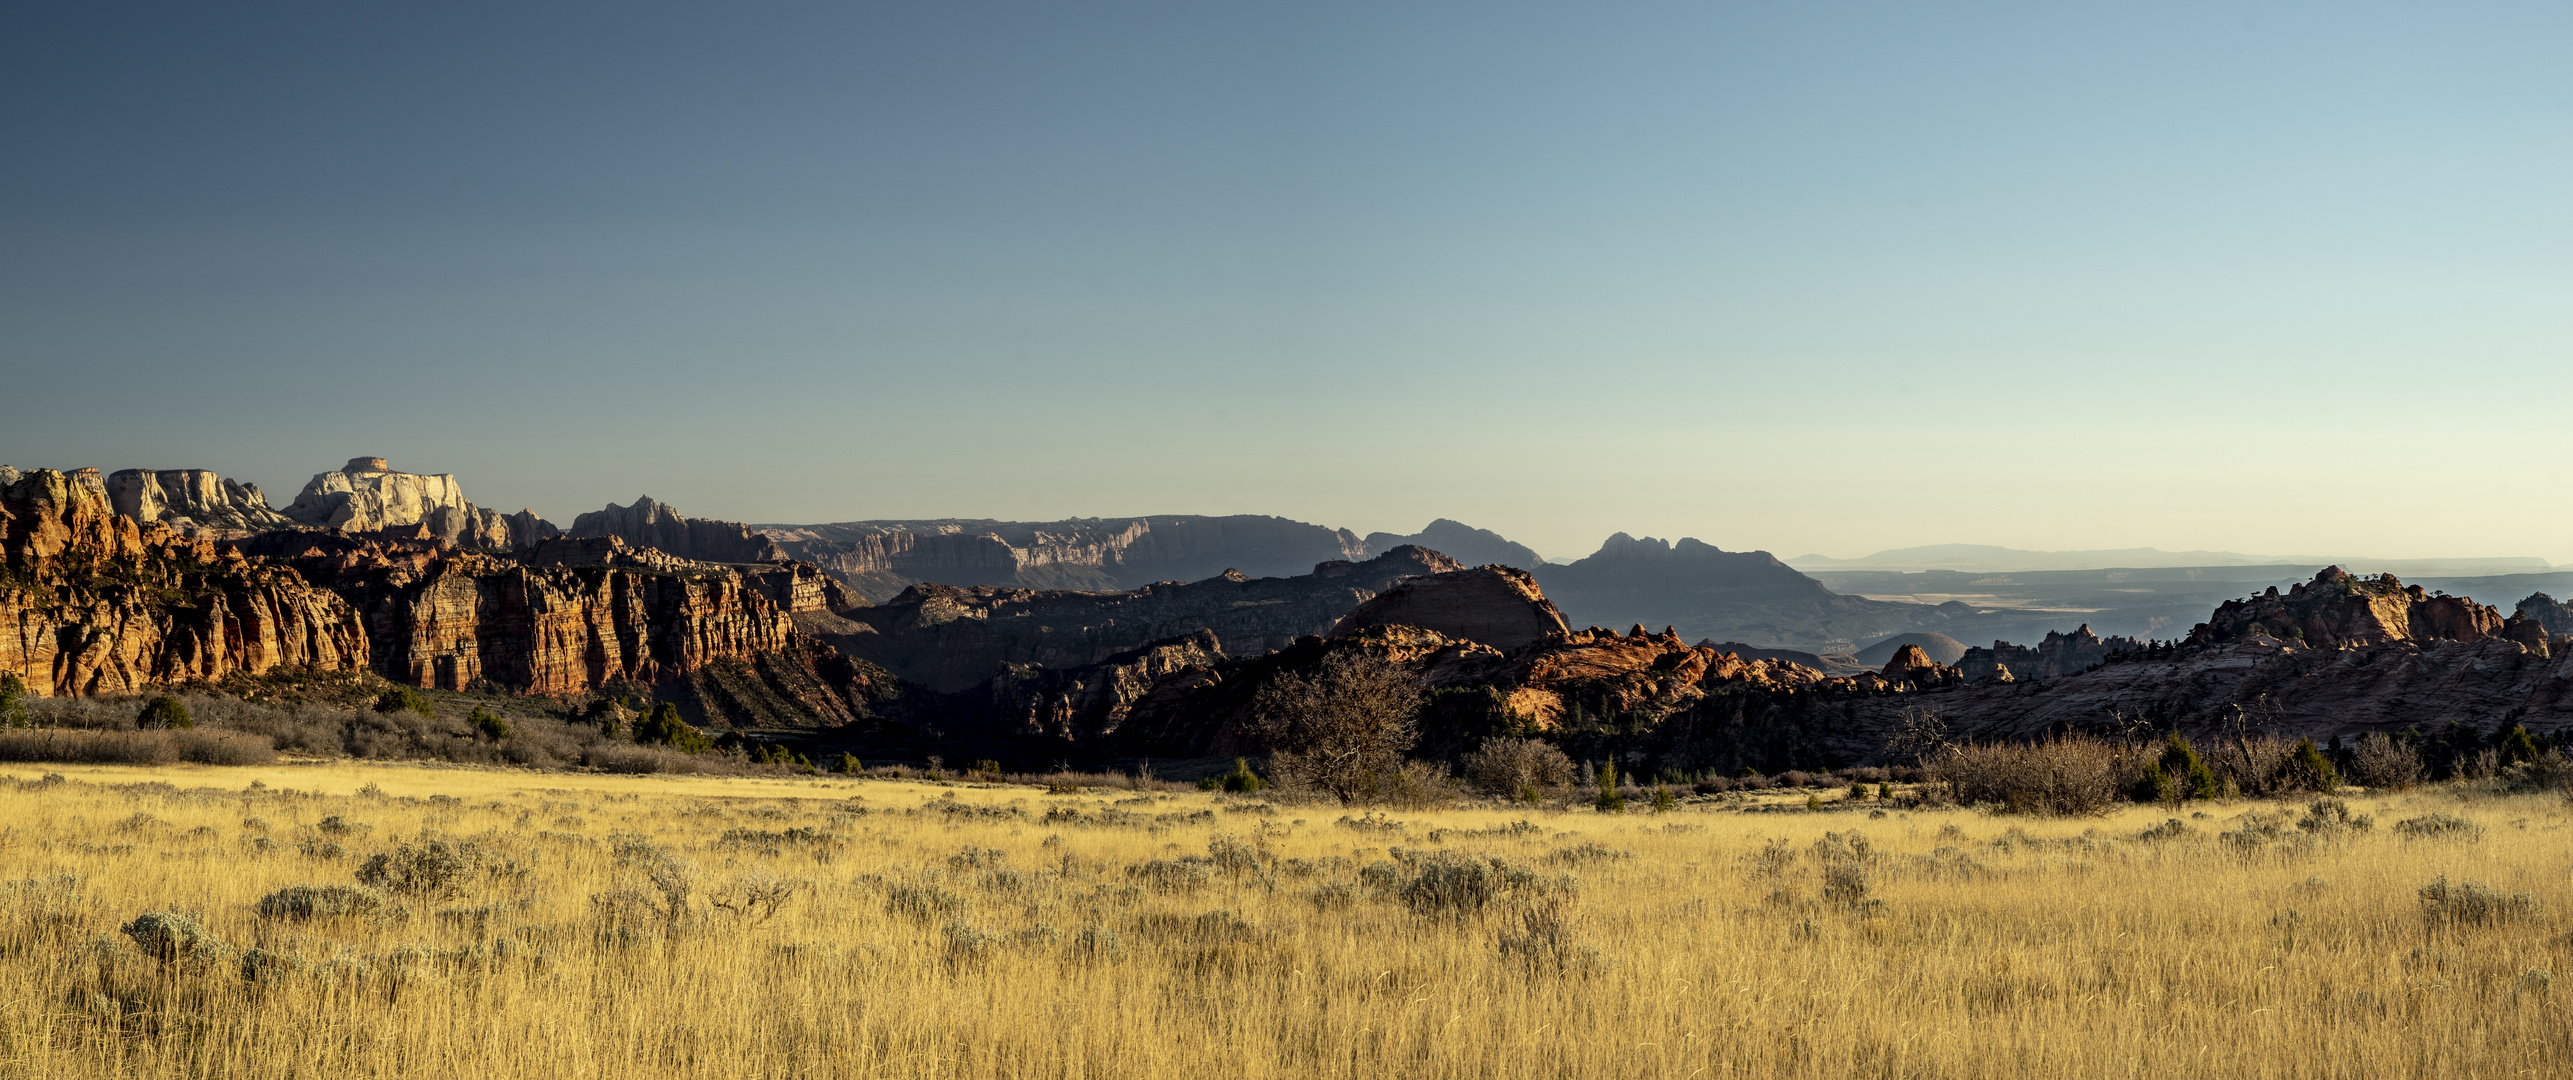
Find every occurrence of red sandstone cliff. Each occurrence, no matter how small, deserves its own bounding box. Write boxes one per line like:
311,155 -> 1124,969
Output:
1,469 -> 368,696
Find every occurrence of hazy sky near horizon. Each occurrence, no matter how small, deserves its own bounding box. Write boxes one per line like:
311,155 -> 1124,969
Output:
4,2 -> 2567,564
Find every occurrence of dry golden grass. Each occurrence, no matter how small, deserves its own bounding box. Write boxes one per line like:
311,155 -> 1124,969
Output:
2,761 -> 2568,1079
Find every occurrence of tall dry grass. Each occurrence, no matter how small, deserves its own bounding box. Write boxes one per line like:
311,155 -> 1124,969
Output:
0,763 -> 2568,1079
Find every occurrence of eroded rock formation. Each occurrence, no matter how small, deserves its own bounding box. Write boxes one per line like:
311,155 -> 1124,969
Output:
1,469 -> 368,696
106,469 -> 295,537
283,458 -> 557,550
2518,593 -> 2573,637
569,496 -> 783,563
1956,624 -> 2144,682
2190,567 -> 2504,648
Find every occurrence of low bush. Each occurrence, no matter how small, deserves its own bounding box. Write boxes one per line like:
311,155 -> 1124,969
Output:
136,695 -> 194,730
1464,738 -> 1577,799
354,840 -> 485,898
1933,735 -> 2141,815
2393,813 -> 2483,842
254,884 -> 386,920
2348,733 -> 2423,790
0,728 -> 274,765
2419,875 -> 2538,929
121,911 -> 231,965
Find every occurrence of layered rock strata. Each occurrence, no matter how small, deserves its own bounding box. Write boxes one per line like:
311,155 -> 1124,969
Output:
284,458 -> 557,550
1,469 -> 368,696
569,496 -> 784,563
240,529 -> 871,722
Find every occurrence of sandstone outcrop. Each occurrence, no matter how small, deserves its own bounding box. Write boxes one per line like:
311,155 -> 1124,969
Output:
2190,567 -> 2504,648
2,469 -> 368,696
1328,564 -> 1568,650
2519,593 -> 2573,636
759,515 -> 1367,600
1956,624 -> 2144,682
106,469 -> 294,537
985,630 -> 1226,742
7,471 -> 885,726
1855,632 -> 1969,668
569,496 -> 784,563
283,458 -> 557,550
1360,519 -> 1545,569
810,546 -> 1464,693
1699,640 -> 1869,677
1100,620 -> 1845,759
236,528 -> 870,722
1877,643 -> 1963,687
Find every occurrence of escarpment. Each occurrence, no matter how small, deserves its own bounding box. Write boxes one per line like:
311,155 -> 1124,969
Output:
7,470 -> 890,725
1,469 -> 368,696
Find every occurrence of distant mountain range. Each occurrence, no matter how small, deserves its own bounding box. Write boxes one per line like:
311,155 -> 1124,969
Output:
1787,543 -> 2556,576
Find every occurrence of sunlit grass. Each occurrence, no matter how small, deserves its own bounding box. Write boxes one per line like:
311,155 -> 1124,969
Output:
0,762 -> 2565,1078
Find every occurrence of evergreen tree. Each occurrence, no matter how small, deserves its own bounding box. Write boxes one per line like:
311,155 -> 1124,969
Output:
0,672 -> 27,729
2499,725 -> 2543,767
635,702 -> 712,754
137,694 -> 193,730
1593,761 -> 1625,813
2281,737 -> 2339,793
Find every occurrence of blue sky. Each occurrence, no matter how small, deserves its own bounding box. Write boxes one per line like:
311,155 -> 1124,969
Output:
3,2 -> 2566,562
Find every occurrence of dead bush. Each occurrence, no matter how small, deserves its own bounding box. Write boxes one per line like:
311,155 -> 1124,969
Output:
1464,738 -> 1578,799
1930,735 -> 2142,815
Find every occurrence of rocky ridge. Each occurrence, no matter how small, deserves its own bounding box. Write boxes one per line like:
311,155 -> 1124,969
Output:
808,546 -> 1466,694
1956,624 -> 2144,683
107,469 -> 295,537
1360,519 -> 1546,569
759,515 -> 1367,600
570,496 -> 784,564
2190,566 -> 2506,648
1532,533 -> 1984,652
1328,564 -> 1568,651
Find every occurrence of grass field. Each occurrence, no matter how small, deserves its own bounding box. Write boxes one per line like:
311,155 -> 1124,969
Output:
1,761 -> 2566,1079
